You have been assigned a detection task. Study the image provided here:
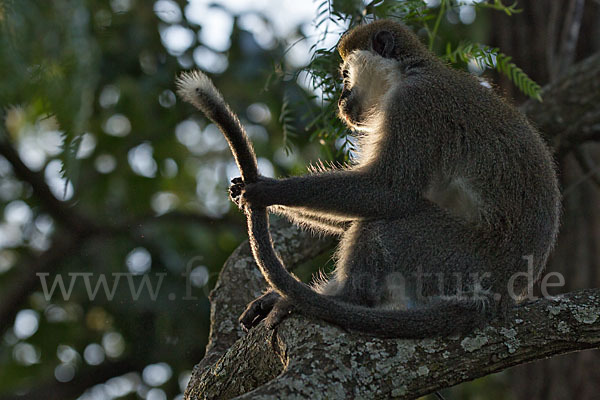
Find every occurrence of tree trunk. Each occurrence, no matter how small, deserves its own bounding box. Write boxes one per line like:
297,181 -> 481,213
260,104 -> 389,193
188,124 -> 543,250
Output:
489,1 -> 600,398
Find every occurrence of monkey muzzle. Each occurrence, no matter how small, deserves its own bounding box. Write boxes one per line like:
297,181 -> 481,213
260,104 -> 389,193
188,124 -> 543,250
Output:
338,92 -> 363,128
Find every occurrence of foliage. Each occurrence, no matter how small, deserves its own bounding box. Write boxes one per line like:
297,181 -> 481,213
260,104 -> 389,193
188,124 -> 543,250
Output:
0,0 -> 542,398
0,0 -> 308,398
445,41 -> 542,101
296,0 -> 541,159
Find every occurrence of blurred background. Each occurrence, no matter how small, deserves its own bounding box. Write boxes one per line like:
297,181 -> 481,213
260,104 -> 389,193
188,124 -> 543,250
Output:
0,0 -> 598,399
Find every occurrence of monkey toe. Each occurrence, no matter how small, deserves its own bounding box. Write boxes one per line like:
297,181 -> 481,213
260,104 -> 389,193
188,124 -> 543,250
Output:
229,186 -> 239,197
229,183 -> 244,197
264,298 -> 294,330
239,302 -> 267,332
239,291 -> 280,332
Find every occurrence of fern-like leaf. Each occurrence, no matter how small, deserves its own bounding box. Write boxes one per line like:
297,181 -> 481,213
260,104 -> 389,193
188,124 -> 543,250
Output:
445,41 -> 542,101
473,0 -> 521,16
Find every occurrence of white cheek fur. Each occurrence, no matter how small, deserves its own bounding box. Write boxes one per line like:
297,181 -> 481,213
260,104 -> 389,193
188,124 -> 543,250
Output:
343,50 -> 401,132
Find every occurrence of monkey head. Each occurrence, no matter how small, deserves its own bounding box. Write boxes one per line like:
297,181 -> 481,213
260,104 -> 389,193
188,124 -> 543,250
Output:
336,20 -> 432,131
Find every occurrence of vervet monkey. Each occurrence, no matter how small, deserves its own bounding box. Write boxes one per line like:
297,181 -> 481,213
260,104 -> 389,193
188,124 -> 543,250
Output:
177,19 -> 560,338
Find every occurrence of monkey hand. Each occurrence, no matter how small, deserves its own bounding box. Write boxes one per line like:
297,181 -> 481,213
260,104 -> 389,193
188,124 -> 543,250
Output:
228,176 -> 277,210
229,177 -> 245,209
239,290 -> 294,332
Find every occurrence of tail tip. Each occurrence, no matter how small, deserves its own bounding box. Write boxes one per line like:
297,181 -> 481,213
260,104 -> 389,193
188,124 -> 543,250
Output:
175,70 -> 222,105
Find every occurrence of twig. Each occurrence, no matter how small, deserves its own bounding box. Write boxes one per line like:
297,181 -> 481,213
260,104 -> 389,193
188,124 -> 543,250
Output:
545,0 -> 560,79
0,138 -> 96,234
0,233 -> 84,336
563,145 -> 600,197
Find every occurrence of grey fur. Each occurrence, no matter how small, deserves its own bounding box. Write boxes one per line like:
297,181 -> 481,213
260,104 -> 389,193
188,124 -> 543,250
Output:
180,20 -> 561,338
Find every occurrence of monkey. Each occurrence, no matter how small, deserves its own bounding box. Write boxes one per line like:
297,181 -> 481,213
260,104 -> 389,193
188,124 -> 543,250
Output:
176,19 -> 560,338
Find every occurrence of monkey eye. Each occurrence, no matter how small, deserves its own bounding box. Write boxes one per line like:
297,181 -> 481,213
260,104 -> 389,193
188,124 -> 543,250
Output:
342,69 -> 349,79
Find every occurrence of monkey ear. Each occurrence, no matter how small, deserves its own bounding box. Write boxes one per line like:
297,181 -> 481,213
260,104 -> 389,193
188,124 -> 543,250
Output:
372,30 -> 395,58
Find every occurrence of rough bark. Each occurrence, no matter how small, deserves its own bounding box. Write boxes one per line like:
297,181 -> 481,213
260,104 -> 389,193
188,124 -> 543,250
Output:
192,218 -> 335,376
186,215 -> 600,399
185,52 -> 600,399
188,289 -> 600,400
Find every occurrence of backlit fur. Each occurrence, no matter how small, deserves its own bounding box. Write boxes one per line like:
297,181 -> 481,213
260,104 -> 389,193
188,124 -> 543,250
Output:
182,20 -> 561,339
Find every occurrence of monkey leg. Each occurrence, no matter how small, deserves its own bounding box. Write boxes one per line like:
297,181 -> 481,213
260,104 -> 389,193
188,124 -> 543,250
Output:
239,290 -> 296,331
330,206 -> 507,313
318,220 -> 395,308
263,297 -> 294,329
269,205 -> 351,236
377,203 -> 508,314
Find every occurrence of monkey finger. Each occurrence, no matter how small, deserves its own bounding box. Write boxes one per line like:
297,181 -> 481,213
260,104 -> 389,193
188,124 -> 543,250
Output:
231,177 -> 243,184
229,184 -> 242,198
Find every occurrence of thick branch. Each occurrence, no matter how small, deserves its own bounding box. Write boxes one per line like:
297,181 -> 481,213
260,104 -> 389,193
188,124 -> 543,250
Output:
192,289 -> 600,400
186,218 -> 600,400
184,216 -> 599,400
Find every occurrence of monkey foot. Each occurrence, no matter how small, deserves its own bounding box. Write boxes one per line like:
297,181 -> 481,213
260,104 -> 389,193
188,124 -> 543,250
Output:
239,291 -> 294,332
239,291 -> 280,332
264,298 -> 294,329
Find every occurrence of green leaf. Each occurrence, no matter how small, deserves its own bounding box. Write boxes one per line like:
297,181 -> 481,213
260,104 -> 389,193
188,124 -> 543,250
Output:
444,41 -> 542,101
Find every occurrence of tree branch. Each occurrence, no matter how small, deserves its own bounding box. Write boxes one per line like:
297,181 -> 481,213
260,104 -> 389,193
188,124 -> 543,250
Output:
521,51 -> 600,155
0,139 -> 96,234
191,289 -> 600,400
572,146 -> 600,189
555,0 -> 585,77
0,359 -> 138,400
0,134 -> 238,335
0,233 -> 83,336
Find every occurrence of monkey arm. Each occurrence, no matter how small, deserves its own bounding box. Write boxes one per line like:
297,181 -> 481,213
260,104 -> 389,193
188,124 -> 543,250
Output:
230,177 -> 350,234
243,171 -> 422,219
269,205 -> 351,236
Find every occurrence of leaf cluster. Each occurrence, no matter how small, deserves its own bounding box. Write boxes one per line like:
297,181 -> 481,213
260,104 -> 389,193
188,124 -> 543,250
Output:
293,0 -> 541,160
445,41 -> 542,101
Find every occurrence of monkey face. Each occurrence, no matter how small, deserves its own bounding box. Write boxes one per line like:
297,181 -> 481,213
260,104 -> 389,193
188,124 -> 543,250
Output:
337,50 -> 401,132
338,81 -> 364,128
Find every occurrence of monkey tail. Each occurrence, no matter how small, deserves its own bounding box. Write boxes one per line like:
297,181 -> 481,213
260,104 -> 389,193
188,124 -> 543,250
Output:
176,71 -> 259,183
176,70 -> 485,338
